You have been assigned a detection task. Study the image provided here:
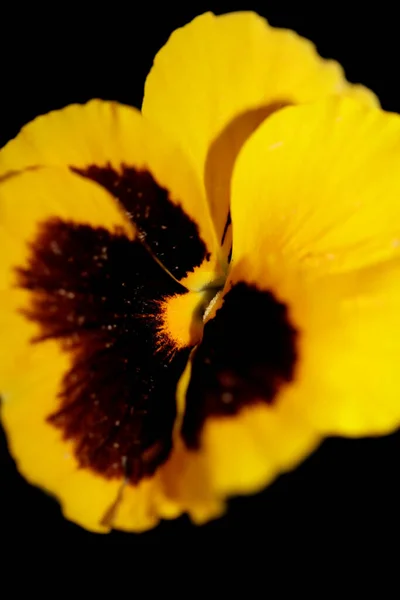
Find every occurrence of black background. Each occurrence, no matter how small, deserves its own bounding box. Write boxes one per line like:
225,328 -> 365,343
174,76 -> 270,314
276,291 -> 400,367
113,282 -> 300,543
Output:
1,1 -> 399,572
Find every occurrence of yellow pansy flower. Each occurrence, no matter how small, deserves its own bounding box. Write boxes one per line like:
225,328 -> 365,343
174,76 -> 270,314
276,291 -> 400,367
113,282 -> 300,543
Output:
0,13 -> 394,534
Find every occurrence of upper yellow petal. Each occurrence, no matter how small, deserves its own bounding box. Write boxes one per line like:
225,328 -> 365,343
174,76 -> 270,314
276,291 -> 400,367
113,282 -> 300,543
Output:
143,11 -> 378,250
231,97 -> 400,275
0,100 -> 222,289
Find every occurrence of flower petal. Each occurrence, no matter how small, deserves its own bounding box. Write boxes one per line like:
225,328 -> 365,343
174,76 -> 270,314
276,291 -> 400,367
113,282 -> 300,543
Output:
231,97 -> 400,274
310,259 -> 400,436
0,101 -> 222,289
0,167 -> 209,532
143,11 -> 378,253
173,279 -> 320,499
228,96 -> 400,437
168,97 -> 400,501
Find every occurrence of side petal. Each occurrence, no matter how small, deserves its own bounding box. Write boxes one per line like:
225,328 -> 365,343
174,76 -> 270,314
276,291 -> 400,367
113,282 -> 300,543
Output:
0,101 -> 222,289
231,97 -> 400,274
301,259 -> 400,436
143,11 -> 378,249
172,258 -> 400,501
0,167 -> 209,532
228,97 -> 400,438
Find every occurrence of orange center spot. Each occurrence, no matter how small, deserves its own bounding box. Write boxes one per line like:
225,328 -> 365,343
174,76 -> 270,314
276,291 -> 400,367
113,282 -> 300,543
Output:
159,291 -> 208,350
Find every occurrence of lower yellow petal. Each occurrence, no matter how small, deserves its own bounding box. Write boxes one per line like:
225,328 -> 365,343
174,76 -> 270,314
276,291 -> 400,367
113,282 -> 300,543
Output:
1,338 -> 120,533
172,273 -> 321,499
178,396 -> 320,499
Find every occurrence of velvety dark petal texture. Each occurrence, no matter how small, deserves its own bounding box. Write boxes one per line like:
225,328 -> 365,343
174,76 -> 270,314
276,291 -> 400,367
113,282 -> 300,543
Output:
182,282 -> 298,447
17,218 -> 192,483
73,164 -> 210,280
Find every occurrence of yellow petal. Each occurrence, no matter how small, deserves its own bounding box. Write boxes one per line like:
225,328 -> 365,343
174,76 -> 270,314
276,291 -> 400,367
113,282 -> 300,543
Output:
303,259 -> 400,436
221,255 -> 400,440
0,100 -> 222,289
0,168 -> 131,532
231,97 -> 400,275
168,97 -> 400,500
0,167 -> 210,532
228,96 -> 400,438
143,11 -> 378,253
172,275 -> 320,499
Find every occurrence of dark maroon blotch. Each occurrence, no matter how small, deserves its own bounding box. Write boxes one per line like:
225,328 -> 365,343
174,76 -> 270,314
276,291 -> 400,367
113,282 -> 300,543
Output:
72,164 -> 209,279
17,218 -> 191,484
181,282 -> 298,448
